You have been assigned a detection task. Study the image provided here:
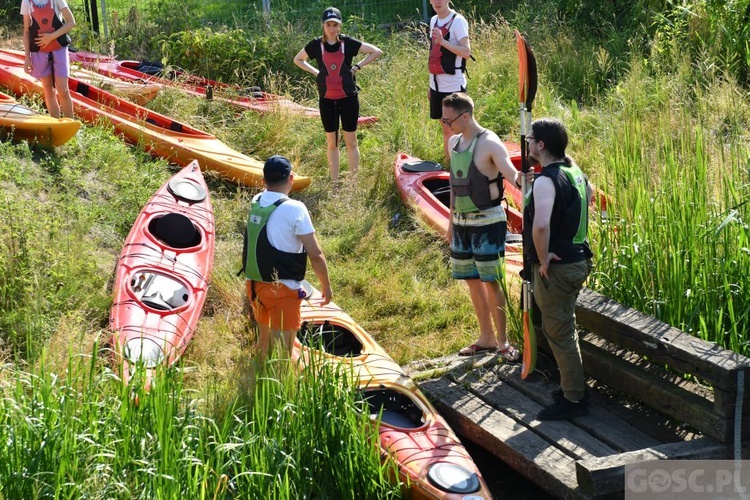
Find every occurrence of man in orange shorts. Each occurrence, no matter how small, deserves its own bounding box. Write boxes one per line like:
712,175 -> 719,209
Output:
242,155 -> 332,360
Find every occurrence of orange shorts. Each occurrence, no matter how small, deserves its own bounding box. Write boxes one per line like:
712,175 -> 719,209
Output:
247,280 -> 303,332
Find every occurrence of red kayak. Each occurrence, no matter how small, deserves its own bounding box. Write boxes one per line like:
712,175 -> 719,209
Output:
295,283 -> 493,499
110,161 -> 215,388
0,50 -> 310,191
69,50 -> 377,126
394,151 -> 524,275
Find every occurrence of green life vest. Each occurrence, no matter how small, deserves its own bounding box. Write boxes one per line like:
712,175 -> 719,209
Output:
559,163 -> 588,244
244,197 -> 307,282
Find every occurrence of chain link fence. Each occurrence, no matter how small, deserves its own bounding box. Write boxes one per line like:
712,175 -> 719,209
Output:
76,0 -> 432,38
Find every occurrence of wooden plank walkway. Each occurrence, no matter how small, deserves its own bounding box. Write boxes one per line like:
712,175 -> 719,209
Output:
406,354 -> 738,499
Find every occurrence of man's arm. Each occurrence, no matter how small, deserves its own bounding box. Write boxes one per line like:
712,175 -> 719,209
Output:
486,134 -> 523,186
531,176 -> 557,278
298,232 -> 332,305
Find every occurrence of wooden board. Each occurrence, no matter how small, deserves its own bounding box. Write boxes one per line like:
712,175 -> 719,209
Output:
419,376 -> 584,499
575,437 -> 732,496
576,288 -> 750,391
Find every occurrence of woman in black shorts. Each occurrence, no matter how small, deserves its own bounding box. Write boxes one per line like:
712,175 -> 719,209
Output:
293,7 -> 382,183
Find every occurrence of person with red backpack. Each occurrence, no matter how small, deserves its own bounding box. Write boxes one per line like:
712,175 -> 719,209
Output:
294,7 -> 382,185
21,0 -> 76,119
428,0 -> 471,163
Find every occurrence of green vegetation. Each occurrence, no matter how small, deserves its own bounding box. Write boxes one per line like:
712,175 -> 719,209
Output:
0,0 -> 749,496
0,348 -> 401,498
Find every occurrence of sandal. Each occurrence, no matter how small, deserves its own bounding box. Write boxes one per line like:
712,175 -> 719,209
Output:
498,343 -> 521,363
458,343 -> 498,357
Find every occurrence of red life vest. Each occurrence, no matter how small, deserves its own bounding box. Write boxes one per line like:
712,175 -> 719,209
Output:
28,0 -> 69,53
429,14 -> 460,75
321,41 -> 347,100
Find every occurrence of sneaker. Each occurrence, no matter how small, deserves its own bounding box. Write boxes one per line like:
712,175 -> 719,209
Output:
537,397 -> 588,420
498,343 -> 521,363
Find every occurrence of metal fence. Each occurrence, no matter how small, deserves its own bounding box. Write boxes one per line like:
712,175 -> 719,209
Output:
77,0 -> 432,38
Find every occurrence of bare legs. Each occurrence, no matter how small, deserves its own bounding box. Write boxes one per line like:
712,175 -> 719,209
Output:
466,279 -> 508,347
325,130 -> 359,183
40,75 -> 74,119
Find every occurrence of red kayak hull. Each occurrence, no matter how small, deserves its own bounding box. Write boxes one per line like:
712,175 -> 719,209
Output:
394,151 -> 524,275
69,50 -> 377,126
110,161 -> 215,388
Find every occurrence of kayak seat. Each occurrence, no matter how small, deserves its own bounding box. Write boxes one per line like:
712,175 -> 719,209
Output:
148,213 -> 201,249
169,121 -> 184,133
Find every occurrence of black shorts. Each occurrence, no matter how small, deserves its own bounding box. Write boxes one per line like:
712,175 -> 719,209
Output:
429,87 -> 466,120
319,95 -> 359,133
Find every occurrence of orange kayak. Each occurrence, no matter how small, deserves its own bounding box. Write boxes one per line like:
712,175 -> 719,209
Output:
68,50 -> 377,126
0,50 -> 310,191
394,152 -> 524,275
295,284 -> 493,499
110,161 -> 215,388
0,90 -> 80,146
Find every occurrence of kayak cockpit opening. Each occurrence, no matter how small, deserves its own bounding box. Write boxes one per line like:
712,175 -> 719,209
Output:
148,213 -> 201,248
129,270 -> 189,311
423,178 -> 451,208
168,177 -> 207,203
362,387 -> 425,429
297,320 -> 363,357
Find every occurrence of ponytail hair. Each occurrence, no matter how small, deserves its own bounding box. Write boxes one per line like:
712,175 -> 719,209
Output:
530,118 -> 568,159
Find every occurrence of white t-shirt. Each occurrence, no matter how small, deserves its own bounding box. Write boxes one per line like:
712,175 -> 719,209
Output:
20,0 -> 68,17
251,190 -> 315,290
429,10 -> 469,92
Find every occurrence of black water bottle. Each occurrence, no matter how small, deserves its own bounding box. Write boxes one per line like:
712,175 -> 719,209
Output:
206,84 -> 213,100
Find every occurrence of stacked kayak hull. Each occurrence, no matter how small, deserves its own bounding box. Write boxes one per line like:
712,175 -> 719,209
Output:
394,151 -> 524,275
69,50 -> 377,125
0,50 -> 310,191
295,285 -> 493,499
0,90 -> 80,146
110,161 -> 214,387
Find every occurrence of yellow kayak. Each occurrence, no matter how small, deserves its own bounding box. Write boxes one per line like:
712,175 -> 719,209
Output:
0,90 -> 80,147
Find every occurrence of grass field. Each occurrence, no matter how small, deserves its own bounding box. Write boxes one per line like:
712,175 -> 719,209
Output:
0,0 -> 749,496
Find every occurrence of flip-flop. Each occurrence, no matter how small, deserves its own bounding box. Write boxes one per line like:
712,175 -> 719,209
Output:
458,343 -> 499,356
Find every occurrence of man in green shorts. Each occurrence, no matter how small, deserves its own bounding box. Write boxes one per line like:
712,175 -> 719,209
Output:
443,92 -> 522,361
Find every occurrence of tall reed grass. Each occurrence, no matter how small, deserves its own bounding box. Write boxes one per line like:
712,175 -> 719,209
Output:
0,348 -> 401,498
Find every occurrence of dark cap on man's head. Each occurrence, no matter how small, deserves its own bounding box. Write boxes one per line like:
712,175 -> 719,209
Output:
322,7 -> 342,24
264,155 -> 293,183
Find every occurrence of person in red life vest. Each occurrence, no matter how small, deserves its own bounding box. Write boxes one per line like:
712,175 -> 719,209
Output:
21,0 -> 76,119
293,7 -> 382,184
428,0 -> 471,164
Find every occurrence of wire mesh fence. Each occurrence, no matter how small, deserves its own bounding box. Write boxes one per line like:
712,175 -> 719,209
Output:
75,0 -> 432,37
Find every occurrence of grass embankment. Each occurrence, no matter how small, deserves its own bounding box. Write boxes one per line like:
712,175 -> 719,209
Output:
0,6 -> 749,496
